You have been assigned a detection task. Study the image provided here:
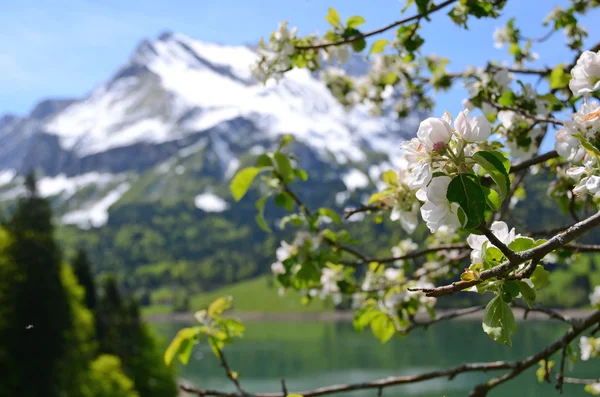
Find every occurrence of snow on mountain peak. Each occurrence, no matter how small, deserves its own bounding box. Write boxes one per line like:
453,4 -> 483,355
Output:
5,31 -> 421,182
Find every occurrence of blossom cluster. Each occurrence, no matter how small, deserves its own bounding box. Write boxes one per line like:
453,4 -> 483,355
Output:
270,232 -> 322,276
556,50 -> 600,199
393,109 -> 491,233
252,22 -> 302,83
580,336 -> 599,361
591,286 -> 600,308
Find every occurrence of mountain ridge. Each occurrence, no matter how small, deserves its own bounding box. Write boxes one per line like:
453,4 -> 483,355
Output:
0,32 -> 420,230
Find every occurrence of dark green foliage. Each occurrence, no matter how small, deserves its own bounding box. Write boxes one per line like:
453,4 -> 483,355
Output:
2,171 -> 73,397
96,276 -> 178,397
73,249 -> 97,311
0,175 -> 177,397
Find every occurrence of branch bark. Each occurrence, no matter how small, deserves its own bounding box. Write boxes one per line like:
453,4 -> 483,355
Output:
295,0 -> 458,50
180,311 -> 600,397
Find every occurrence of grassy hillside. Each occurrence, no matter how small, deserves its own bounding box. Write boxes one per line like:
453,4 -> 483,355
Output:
188,276 -> 331,313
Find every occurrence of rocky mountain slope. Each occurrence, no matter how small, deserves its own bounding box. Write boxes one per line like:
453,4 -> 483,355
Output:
0,32 -> 421,230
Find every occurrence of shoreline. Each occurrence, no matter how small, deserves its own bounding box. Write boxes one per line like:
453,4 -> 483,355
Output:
145,308 -> 594,324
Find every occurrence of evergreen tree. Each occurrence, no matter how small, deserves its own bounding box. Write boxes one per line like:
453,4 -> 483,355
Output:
73,249 -> 97,311
3,171 -> 73,397
96,276 -> 177,397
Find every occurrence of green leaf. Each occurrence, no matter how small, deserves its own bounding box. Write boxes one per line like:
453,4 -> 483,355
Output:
369,39 -> 388,54
256,154 -> 273,168
351,37 -> 367,52
502,280 -> 520,299
482,295 -> 517,346
230,167 -> 261,201
326,7 -> 342,27
517,281 -> 536,308
415,0 -> 431,17
346,15 -> 365,28
473,151 -> 510,197
508,237 -> 535,252
370,312 -> 396,343
573,134 -> 600,158
497,91 -> 517,107
353,304 -> 380,331
531,265 -> 550,290
274,153 -> 294,183
549,65 -> 571,89
275,192 -> 295,212
277,134 -> 294,151
294,169 -> 308,181
164,327 -> 199,366
536,360 -> 554,383
446,173 -> 486,229
208,296 -> 232,317
482,185 -> 501,211
484,246 -> 504,267
585,384 -> 600,395
318,207 -> 342,225
255,196 -> 271,232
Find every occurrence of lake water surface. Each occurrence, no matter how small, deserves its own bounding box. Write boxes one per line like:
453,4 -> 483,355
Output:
152,319 -> 598,397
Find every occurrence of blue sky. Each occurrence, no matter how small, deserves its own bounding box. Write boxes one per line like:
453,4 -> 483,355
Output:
1,0 -> 599,150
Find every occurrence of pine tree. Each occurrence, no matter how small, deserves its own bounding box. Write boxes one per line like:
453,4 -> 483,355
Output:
73,249 -> 97,311
96,276 -> 177,397
4,171 -> 73,397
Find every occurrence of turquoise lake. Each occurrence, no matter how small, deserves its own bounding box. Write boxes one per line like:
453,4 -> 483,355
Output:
153,319 -> 598,397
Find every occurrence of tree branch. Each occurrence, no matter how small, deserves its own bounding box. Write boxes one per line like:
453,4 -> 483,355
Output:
468,310 -> 600,397
482,99 -> 564,126
343,205 -> 382,220
414,211 -> 600,297
562,377 -> 600,385
181,311 -> 600,397
216,347 -> 246,395
402,305 -> 485,334
509,150 -> 558,173
511,302 -> 574,324
477,224 -> 519,262
295,0 -> 458,50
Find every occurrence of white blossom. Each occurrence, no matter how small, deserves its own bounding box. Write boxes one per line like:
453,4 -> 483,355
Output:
271,262 -> 285,275
580,336 -> 597,361
493,26 -> 510,49
390,202 -> 420,234
587,383 -> 600,394
416,115 -> 453,152
556,127 -> 586,162
569,50 -> 600,96
417,176 -> 462,233
455,109 -> 491,142
384,268 -> 401,281
467,221 -> 517,264
591,286 -> 600,307
406,162 -> 433,189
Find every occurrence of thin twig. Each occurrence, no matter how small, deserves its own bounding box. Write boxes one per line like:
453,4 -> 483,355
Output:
343,205 -> 382,220
216,347 -> 246,395
468,310 -> 600,397
477,224 -> 518,262
562,377 -> 600,385
482,99 -> 564,126
181,311 -> 600,397
402,305 -> 485,334
412,211 -> 600,297
295,0 -> 458,50
555,344 -> 568,393
511,302 -> 573,324
509,150 -> 558,173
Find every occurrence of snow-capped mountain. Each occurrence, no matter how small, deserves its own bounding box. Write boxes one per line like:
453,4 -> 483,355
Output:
0,32 -> 422,229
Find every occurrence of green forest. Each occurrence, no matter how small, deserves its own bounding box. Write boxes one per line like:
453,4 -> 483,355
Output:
53,165 -> 600,314
0,174 -> 177,397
